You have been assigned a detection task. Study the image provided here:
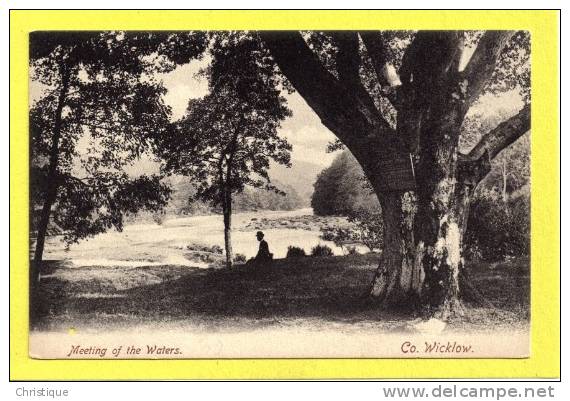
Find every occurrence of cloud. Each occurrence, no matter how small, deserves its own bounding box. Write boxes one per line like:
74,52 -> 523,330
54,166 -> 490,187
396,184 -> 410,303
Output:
159,57 -> 211,120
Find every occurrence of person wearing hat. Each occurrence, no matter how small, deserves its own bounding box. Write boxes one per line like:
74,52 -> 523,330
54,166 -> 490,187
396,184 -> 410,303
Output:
253,231 -> 273,267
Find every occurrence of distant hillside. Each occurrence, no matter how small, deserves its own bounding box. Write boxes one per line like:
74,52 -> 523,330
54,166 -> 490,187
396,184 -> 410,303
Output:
121,153 -> 320,208
268,159 -> 323,204
163,174 -> 305,216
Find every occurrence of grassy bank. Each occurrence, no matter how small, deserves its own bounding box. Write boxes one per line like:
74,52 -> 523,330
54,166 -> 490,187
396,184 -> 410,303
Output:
31,254 -> 529,333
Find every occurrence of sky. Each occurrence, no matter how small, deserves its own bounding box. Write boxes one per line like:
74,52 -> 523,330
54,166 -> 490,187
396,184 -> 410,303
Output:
29,56 -> 342,174
156,47 -> 523,171
29,40 -> 525,177
158,57 -> 340,169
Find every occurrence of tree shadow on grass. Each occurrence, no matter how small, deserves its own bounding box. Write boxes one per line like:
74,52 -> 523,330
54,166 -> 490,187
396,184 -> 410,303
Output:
30,255 -> 530,331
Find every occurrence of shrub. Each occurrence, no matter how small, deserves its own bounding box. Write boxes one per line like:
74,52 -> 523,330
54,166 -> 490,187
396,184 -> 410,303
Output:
286,246 -> 306,258
346,207 -> 384,252
346,246 -> 359,255
233,253 -> 247,263
311,244 -> 334,257
210,245 -> 224,255
319,206 -> 384,253
320,229 -> 336,242
186,243 -> 224,254
464,193 -> 530,262
152,213 -> 165,225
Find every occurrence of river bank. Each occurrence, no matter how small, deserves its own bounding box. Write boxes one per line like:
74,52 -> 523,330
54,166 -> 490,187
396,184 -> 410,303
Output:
41,208 -> 355,268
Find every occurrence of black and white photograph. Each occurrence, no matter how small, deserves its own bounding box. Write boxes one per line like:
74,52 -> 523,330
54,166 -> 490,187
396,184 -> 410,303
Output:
28,29 -> 531,359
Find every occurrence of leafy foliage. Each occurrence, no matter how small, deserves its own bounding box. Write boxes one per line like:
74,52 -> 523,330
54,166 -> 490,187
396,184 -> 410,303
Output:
30,31 -> 204,249
320,207 -> 383,253
233,184 -> 304,212
311,151 -> 379,216
346,208 -> 384,252
286,246 -> 307,258
234,253 -> 247,263
484,31 -> 530,103
310,244 -> 334,257
53,174 -> 171,245
464,193 -> 530,262
155,32 -> 293,208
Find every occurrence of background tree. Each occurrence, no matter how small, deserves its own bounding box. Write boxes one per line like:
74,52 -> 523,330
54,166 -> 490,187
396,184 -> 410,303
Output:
30,31 -> 206,283
321,207 -> 384,254
464,194 -> 530,262
460,106 -> 530,261
233,182 -> 304,212
312,150 -> 379,216
313,143 -> 529,262
160,176 -> 304,217
260,30 -> 530,318
155,33 -> 292,268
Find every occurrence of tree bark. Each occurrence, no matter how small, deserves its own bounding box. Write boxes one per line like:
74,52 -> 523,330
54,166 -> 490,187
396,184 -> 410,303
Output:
502,158 -> 508,203
414,197 -> 465,318
414,133 -> 464,316
32,61 -> 71,285
262,30 -> 528,319
369,191 -> 421,309
222,187 -> 233,269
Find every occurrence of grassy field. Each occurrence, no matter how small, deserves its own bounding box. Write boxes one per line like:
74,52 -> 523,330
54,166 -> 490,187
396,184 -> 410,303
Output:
31,254 -> 529,334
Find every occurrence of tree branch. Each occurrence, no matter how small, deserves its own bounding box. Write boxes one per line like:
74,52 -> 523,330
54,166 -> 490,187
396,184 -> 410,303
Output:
399,31 -> 463,86
358,31 -> 400,108
457,104 -> 530,186
332,32 -> 383,121
449,32 -> 466,73
462,30 -> 516,105
395,31 -> 464,154
259,31 -> 393,144
456,152 -> 492,188
334,31 -> 362,87
78,122 -> 114,131
398,33 -> 419,86
359,31 -> 391,87
61,173 -> 120,189
467,104 -> 530,160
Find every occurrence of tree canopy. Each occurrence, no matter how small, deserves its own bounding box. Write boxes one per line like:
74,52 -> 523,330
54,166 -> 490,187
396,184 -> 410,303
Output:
30,31 -> 206,253
258,29 -> 531,315
152,32 -> 293,267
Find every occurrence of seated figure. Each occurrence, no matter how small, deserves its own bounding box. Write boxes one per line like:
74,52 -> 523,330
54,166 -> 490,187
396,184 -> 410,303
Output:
247,231 -> 273,268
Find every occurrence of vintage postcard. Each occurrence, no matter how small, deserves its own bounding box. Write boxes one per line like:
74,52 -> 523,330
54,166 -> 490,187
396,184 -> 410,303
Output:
11,10 -> 559,379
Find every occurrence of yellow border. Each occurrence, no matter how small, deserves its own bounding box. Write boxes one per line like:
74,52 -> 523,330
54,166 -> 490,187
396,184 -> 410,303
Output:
10,10 -> 560,380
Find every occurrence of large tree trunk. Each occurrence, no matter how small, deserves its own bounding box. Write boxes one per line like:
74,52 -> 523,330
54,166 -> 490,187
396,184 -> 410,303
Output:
414,196 -> 465,318
367,172 -> 468,318
412,112 -> 465,317
222,186 -> 233,269
32,62 -> 71,286
261,30 -> 528,319
369,191 -> 421,309
367,102 -> 468,317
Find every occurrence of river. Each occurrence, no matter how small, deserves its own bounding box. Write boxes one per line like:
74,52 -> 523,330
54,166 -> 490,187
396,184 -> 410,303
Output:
42,208 -> 356,267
